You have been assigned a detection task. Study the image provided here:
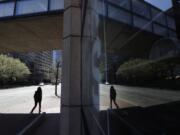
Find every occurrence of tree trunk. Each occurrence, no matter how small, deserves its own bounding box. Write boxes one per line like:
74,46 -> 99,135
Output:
55,62 -> 59,96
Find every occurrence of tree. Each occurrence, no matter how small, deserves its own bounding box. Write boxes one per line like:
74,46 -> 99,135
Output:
116,58 -> 157,83
0,55 -> 30,85
116,58 -> 178,83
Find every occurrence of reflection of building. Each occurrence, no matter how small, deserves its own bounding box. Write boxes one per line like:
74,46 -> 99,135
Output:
97,0 -> 178,83
172,0 -> 180,38
9,51 -> 53,83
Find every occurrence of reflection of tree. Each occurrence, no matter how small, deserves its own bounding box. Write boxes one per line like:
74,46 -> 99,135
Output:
117,58 -> 179,83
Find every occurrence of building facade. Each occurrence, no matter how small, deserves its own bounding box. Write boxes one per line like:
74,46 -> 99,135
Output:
9,51 -> 53,83
172,0 -> 180,38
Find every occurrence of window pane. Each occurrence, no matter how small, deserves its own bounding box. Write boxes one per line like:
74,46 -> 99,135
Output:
50,0 -> 64,10
0,2 -> 14,17
151,8 -> 166,25
153,24 -> 168,36
108,0 -> 131,10
81,0 -> 180,135
16,0 -> 48,15
133,15 -> 152,32
108,5 -> 131,25
169,30 -> 177,38
167,16 -> 176,30
132,0 -> 150,18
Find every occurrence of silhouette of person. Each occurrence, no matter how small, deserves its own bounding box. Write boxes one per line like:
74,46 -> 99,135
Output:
30,87 -> 42,113
110,86 -> 119,109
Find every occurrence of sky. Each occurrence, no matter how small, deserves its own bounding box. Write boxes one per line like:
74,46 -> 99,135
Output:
145,0 -> 172,10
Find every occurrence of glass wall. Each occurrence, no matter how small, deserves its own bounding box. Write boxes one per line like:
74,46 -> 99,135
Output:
50,0 -> 64,10
0,0 -> 64,18
0,2 -> 14,17
16,0 -> 48,15
81,0 -> 180,135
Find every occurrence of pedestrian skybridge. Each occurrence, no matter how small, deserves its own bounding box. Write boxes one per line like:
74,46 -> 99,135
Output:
0,0 -> 177,54
0,0 -> 64,53
0,0 -> 63,19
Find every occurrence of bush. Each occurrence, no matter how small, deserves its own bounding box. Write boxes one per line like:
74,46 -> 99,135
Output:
0,55 -> 30,85
116,58 -> 172,83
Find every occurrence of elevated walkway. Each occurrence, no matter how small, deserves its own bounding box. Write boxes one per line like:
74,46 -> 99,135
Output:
0,0 -> 177,54
0,0 -> 63,53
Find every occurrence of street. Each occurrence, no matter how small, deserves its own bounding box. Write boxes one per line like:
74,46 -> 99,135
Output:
0,85 -> 61,113
0,84 -> 180,113
100,84 -> 180,110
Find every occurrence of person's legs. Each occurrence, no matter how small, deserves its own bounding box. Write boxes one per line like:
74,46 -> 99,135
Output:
31,101 -> 37,113
110,98 -> 112,109
113,99 -> 119,109
38,101 -> 41,114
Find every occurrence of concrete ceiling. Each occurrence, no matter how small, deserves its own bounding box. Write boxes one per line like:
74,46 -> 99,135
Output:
0,14 -> 63,53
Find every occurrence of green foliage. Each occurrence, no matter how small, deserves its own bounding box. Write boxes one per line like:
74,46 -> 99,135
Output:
117,59 -> 150,71
0,55 -> 30,84
116,58 -> 173,82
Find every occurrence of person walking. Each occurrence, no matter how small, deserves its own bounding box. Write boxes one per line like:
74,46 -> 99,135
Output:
30,87 -> 42,113
110,85 -> 119,109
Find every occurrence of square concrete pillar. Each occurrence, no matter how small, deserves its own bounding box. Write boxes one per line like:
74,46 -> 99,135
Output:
61,37 -> 81,105
60,0 -> 82,135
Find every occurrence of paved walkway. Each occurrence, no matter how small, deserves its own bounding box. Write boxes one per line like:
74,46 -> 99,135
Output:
99,84 -> 180,110
0,85 -> 61,113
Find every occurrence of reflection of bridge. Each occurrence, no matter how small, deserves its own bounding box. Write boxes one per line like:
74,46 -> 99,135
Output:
98,0 -> 177,58
95,0 -> 180,83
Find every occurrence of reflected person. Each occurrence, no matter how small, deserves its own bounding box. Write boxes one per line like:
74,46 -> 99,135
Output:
30,87 -> 42,113
110,86 -> 119,109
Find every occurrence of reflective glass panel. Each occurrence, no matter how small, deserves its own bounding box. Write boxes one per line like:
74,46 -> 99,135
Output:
16,0 -> 48,15
50,0 -> 64,10
0,2 -> 14,17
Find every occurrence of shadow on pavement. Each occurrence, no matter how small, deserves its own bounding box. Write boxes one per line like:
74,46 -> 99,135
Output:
100,101 -> 180,135
0,113 -> 60,135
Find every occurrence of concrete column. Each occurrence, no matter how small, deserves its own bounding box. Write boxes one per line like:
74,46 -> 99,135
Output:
60,0 -> 82,135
